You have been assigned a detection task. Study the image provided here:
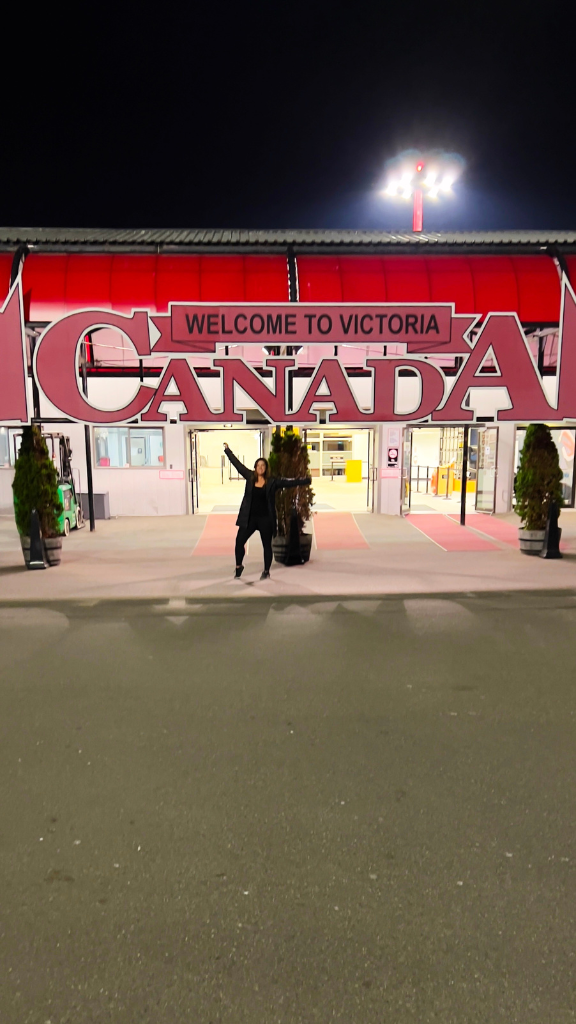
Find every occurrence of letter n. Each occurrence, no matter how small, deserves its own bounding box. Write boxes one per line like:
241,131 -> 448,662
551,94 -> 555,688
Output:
0,280 -> 29,422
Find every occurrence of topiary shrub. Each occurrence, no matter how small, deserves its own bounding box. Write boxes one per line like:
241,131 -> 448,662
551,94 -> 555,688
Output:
268,427 -> 314,536
515,424 -> 563,531
12,425 -> 63,538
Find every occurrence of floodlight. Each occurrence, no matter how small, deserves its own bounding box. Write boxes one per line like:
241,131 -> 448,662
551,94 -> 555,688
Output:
381,150 -> 463,229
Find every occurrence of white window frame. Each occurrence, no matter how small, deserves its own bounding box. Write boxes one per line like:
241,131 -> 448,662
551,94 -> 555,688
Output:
92,426 -> 166,470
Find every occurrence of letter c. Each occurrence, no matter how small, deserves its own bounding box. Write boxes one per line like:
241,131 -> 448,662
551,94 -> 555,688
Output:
35,310 -> 155,423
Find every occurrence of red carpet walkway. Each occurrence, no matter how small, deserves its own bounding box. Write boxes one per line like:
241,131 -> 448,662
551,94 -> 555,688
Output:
192,514 -> 237,557
313,512 -> 370,551
448,513 -> 519,548
406,514 -> 499,551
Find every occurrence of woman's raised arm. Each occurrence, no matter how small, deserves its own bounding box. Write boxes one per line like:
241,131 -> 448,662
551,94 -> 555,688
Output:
223,444 -> 252,481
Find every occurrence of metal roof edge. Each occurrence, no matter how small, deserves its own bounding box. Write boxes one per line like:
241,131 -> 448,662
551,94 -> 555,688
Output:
1,227 -> 576,255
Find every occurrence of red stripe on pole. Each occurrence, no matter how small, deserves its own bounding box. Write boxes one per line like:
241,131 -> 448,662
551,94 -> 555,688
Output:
413,189 -> 423,232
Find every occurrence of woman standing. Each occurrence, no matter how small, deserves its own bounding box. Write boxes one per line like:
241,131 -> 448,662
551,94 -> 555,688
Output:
223,443 -> 311,580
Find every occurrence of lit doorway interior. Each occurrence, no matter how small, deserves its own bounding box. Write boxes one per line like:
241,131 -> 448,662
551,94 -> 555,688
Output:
402,426 -> 498,513
188,428 -> 264,514
303,427 -> 376,513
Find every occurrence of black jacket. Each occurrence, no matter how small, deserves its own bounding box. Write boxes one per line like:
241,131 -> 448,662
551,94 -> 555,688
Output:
224,448 -> 311,536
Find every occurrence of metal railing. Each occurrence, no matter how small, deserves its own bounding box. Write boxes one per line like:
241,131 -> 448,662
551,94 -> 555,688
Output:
409,465 -> 436,494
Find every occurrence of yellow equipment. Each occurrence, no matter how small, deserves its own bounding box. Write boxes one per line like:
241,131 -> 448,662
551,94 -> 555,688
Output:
345,459 -> 362,483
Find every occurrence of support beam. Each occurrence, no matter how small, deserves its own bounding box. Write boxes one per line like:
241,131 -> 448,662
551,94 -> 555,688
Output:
81,339 -> 96,532
460,425 -> 469,526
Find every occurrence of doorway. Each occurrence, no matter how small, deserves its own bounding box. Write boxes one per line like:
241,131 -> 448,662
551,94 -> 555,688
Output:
187,428 -> 264,514
402,426 -> 498,513
302,427 -> 376,512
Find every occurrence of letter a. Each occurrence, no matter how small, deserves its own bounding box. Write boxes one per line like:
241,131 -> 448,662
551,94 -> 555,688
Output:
433,314 -> 552,422
555,275 -> 576,419
294,359 -> 365,422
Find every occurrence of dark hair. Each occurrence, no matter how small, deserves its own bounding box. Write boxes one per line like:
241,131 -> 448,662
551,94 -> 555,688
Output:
253,456 -> 269,483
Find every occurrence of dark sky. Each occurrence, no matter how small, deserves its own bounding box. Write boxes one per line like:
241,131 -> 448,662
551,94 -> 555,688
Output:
4,2 -> 574,231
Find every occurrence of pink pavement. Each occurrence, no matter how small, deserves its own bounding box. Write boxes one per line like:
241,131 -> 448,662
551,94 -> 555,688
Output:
406,514 -> 498,551
1,511 -> 576,601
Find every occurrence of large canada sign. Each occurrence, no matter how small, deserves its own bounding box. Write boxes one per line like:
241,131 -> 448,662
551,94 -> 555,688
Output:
2,278 -> 576,425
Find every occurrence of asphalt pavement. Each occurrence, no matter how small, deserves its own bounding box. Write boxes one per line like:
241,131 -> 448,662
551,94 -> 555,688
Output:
1,592 -> 576,1023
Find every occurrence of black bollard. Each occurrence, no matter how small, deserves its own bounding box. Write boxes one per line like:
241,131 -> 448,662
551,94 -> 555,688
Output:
29,509 -> 47,569
540,500 -> 562,559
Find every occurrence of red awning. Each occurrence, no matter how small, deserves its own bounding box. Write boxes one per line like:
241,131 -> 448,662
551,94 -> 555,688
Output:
20,254 -> 290,321
297,255 -> 561,322
0,250 -> 564,324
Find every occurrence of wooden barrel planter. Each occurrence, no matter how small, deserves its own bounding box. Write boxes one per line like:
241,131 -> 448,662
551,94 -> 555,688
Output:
272,532 -> 313,566
518,529 -> 546,555
44,537 -> 63,566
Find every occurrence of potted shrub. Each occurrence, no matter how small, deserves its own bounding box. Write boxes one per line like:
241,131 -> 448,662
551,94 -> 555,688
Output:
12,425 -> 64,568
269,427 -> 315,565
515,424 -> 563,555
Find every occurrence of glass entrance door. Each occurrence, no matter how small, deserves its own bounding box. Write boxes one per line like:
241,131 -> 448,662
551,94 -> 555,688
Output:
402,427 -> 413,512
475,427 -> 498,512
191,428 -> 264,514
367,429 -> 377,513
302,427 -> 374,511
188,431 -> 199,513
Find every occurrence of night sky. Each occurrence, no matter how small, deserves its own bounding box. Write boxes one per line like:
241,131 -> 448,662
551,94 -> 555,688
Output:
4,3 -> 574,231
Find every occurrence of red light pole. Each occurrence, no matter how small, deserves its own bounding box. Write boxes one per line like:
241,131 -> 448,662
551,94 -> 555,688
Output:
382,154 -> 459,232
413,161 -> 425,231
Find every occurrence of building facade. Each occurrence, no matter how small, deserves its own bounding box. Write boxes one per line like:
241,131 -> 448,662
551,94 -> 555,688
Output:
1,228 -> 576,521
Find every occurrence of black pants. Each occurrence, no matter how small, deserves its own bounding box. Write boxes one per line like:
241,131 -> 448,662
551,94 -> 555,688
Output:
235,517 -> 273,571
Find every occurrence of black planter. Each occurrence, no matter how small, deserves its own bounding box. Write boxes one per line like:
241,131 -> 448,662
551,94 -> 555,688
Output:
272,532 -> 313,566
20,535 -> 62,569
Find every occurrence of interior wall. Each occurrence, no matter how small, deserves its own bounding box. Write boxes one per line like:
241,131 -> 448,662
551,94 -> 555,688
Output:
411,429 -> 440,469
495,423 -> 515,514
197,429 -> 261,470
0,468 -> 14,513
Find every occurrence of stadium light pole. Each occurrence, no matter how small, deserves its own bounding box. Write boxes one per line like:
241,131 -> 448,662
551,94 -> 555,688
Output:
382,156 -> 459,231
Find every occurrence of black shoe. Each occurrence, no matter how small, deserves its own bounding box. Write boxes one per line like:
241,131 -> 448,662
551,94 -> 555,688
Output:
234,566 -> 244,579
260,570 -> 270,580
